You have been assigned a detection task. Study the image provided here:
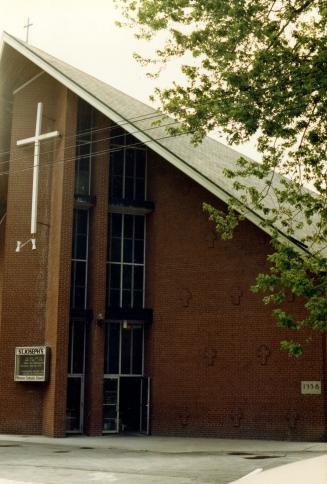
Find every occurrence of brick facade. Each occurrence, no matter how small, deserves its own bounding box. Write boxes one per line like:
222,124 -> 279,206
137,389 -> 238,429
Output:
0,56 -> 326,441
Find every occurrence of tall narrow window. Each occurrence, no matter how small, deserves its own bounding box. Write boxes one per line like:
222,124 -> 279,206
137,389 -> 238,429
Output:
107,213 -> 145,309
75,101 -> 94,195
71,209 -> 89,309
109,127 -> 146,204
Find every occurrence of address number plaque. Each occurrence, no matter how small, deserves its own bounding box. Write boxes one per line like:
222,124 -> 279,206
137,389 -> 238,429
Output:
301,381 -> 321,395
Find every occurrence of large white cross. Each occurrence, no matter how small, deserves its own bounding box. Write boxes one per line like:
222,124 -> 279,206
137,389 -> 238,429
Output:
16,102 -> 60,251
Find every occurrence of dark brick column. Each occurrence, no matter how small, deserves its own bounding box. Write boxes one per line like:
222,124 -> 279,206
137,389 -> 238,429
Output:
42,89 -> 77,437
85,112 -> 109,435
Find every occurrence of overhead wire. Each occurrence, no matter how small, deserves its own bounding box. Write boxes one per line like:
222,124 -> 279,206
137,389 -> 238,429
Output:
0,129 -> 194,179
0,84 -> 321,161
0,108 -> 170,161
0,116 -> 182,170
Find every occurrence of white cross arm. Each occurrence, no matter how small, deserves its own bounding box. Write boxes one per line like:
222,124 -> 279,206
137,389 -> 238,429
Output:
16,130 -> 60,146
15,102 -> 61,238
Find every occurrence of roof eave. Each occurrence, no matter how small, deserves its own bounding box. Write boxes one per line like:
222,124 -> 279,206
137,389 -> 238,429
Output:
0,32 -> 308,255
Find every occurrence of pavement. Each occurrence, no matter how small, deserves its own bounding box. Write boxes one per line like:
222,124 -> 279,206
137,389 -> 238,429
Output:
0,433 -> 326,483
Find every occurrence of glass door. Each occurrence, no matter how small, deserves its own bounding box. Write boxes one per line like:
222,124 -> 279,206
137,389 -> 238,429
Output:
140,377 -> 150,434
66,319 -> 86,433
103,377 -> 120,433
66,376 -> 84,432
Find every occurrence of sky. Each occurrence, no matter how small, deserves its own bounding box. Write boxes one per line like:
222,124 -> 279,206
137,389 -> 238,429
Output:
0,0 -> 259,160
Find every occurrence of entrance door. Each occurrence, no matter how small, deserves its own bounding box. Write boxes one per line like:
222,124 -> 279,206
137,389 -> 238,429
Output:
120,376 -> 142,432
103,322 -> 150,434
66,319 -> 86,433
66,376 -> 84,433
103,377 -> 120,432
140,377 -> 151,434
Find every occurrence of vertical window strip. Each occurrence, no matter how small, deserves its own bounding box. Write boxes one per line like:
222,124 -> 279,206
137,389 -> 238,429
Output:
109,132 -> 147,204
71,209 -> 89,310
107,213 -> 145,309
75,102 -> 94,195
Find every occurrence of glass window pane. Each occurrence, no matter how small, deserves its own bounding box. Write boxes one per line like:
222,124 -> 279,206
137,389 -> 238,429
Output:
126,134 -> 136,145
135,151 -> 146,176
121,327 -> 132,373
110,151 -> 124,175
110,214 -> 122,238
125,151 -> 134,176
76,209 -> 88,234
123,265 -> 132,290
134,240 -> 144,264
103,378 -> 118,402
66,378 -> 81,432
76,234 -> 87,260
134,266 -> 143,290
132,326 -> 143,374
103,378 -> 118,431
109,264 -> 121,289
111,176 -> 123,199
124,215 -> 133,239
133,290 -> 143,308
134,216 -> 144,239
109,238 -> 121,262
135,178 -> 145,201
75,261 -> 86,286
105,323 -> 120,374
122,290 -> 131,307
74,286 -> 86,309
72,321 -> 85,374
111,127 -> 125,146
110,289 -> 120,308
123,239 -> 133,263
125,177 -> 134,200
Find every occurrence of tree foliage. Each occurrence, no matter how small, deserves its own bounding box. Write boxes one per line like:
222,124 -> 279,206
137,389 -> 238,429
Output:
116,0 -> 327,355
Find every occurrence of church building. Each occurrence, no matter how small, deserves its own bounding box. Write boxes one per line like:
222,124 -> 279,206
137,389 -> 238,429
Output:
0,32 -> 326,440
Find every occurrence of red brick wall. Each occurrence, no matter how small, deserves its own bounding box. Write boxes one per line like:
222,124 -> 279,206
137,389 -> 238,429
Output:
0,67 -> 325,441
0,72 -> 76,436
146,153 -> 326,441
84,111 -> 110,436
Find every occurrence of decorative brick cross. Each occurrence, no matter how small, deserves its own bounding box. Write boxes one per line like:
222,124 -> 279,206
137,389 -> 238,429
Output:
257,345 -> 271,365
178,407 -> 191,427
287,410 -> 299,430
231,408 -> 243,427
230,287 -> 243,305
203,348 -> 217,367
206,230 -> 217,248
180,288 -> 192,308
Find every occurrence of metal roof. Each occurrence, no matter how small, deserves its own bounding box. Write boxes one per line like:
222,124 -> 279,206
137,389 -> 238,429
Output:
0,32 -> 318,254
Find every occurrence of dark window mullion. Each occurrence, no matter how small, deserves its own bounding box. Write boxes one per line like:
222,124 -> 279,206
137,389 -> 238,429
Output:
120,214 -> 124,307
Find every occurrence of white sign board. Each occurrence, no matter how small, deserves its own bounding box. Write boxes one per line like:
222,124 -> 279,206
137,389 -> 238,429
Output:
301,381 -> 321,395
14,346 -> 50,382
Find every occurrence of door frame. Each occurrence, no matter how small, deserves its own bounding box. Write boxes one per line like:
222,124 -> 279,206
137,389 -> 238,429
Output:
140,376 -> 151,435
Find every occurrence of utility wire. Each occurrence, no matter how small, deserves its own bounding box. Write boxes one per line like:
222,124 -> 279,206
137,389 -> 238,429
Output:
0,84 -> 321,160
0,107 -> 172,159
0,130 -> 194,178
0,117 -> 182,169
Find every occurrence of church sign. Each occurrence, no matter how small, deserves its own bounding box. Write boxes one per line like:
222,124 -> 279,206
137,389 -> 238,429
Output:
14,346 -> 50,382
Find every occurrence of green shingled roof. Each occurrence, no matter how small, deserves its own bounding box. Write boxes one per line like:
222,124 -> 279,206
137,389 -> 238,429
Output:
0,32 -> 318,254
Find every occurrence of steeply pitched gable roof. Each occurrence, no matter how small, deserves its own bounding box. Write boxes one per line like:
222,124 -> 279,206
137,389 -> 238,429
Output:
0,32 -> 316,254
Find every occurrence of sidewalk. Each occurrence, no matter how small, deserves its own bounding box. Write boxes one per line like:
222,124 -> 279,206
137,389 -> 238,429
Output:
1,432 -> 327,453
0,433 -> 326,484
